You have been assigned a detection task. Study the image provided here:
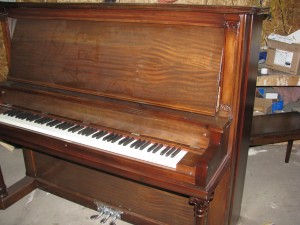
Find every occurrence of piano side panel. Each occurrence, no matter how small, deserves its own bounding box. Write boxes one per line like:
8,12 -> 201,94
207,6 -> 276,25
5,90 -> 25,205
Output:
9,19 -> 224,115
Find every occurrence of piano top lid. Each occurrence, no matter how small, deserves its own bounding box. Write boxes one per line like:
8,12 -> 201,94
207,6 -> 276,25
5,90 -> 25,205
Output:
0,2 -> 269,15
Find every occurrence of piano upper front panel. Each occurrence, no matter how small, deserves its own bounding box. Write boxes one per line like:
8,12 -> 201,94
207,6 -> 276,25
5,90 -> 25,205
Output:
9,18 -> 224,116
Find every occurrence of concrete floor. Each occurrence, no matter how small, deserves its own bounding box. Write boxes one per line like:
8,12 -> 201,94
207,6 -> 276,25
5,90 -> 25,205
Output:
0,142 -> 299,225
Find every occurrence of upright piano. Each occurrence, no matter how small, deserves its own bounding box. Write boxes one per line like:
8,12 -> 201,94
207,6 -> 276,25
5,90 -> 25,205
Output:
0,3 -> 267,225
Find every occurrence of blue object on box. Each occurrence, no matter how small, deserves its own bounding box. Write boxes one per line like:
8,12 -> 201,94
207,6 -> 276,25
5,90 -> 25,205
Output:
272,100 -> 284,113
257,88 -> 265,97
259,51 -> 267,61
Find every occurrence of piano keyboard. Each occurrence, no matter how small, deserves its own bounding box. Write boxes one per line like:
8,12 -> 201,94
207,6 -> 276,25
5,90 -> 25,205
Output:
0,108 -> 187,168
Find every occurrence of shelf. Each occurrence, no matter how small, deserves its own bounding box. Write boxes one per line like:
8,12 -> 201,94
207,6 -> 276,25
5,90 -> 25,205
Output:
257,69 -> 300,86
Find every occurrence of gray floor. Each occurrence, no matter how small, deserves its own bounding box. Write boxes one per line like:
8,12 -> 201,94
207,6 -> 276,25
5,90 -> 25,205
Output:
0,142 -> 299,225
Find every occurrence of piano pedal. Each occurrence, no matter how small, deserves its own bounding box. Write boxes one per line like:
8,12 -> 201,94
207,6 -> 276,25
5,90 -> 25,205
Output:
91,201 -> 123,224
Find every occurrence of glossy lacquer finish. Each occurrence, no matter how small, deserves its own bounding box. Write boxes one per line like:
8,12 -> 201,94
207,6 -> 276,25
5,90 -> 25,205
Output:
0,3 -> 268,225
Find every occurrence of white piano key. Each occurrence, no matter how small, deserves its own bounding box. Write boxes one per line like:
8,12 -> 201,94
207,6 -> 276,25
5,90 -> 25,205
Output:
0,109 -> 187,168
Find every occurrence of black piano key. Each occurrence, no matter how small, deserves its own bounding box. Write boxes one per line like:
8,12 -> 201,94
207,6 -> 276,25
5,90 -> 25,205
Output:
61,123 -> 75,130
108,133 -> 119,142
34,117 -> 47,124
39,117 -> 53,124
78,127 -> 91,135
20,112 -> 31,119
68,125 -> 79,132
78,127 -> 87,135
35,117 -> 49,124
2,109 -> 13,115
118,136 -> 129,145
15,112 -> 25,118
85,128 -> 97,136
15,112 -> 30,119
134,140 -> 146,149
92,131 -> 102,138
5,110 -> 15,116
165,147 -> 177,157
24,112 -> 33,119
105,133 -> 117,141
47,120 -> 62,127
130,139 -> 141,148
160,146 -> 174,155
55,121 -> 68,129
81,127 -> 94,135
139,141 -> 151,150
68,125 -> 83,133
103,133 -> 115,141
98,131 -> 109,139
26,114 -> 41,122
159,146 -> 171,155
23,112 -> 34,119
170,148 -> 181,158
147,143 -> 158,152
152,144 -> 163,153
110,135 -> 123,143
92,130 -> 107,139
123,137 -> 135,146
8,109 -> 22,117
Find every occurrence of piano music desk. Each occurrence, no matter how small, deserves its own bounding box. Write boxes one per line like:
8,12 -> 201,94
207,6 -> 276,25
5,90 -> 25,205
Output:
250,112 -> 300,163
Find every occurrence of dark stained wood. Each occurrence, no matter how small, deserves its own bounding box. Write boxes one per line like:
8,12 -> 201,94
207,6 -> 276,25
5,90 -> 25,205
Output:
0,8 -> 11,70
227,14 -> 266,225
0,176 -> 36,209
9,19 -> 223,115
33,150 -> 195,225
0,3 -> 268,225
251,112 -> 300,144
0,166 -> 8,198
250,112 -> 300,163
0,82 -> 226,149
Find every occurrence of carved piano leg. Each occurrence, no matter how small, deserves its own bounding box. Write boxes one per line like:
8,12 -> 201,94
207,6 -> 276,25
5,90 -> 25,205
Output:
189,196 -> 213,225
0,166 -> 8,199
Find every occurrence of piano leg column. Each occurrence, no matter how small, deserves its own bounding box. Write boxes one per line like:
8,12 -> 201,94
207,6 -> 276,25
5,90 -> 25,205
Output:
189,196 -> 213,225
0,166 -> 8,198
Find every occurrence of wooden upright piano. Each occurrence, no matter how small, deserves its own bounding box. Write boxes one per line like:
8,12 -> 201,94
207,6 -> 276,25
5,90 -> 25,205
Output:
0,3 -> 267,225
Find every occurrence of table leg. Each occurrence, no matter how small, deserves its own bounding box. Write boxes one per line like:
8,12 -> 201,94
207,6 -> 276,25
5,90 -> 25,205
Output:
0,166 -> 8,198
285,140 -> 293,163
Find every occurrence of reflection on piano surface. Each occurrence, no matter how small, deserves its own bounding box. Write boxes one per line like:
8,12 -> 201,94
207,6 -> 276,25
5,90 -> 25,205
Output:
0,3 -> 268,225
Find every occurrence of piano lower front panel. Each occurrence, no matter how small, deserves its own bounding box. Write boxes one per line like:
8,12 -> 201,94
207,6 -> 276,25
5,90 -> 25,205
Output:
27,149 -> 195,225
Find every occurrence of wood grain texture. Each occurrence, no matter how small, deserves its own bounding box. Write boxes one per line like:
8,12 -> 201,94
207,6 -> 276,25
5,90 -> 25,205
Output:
10,19 -> 223,115
34,151 -> 195,225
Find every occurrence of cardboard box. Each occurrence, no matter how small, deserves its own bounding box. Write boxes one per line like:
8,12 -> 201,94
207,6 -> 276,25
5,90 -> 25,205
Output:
266,31 -> 300,75
254,97 -> 272,114
257,87 -> 279,99
254,97 -> 284,114
266,39 -> 300,75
